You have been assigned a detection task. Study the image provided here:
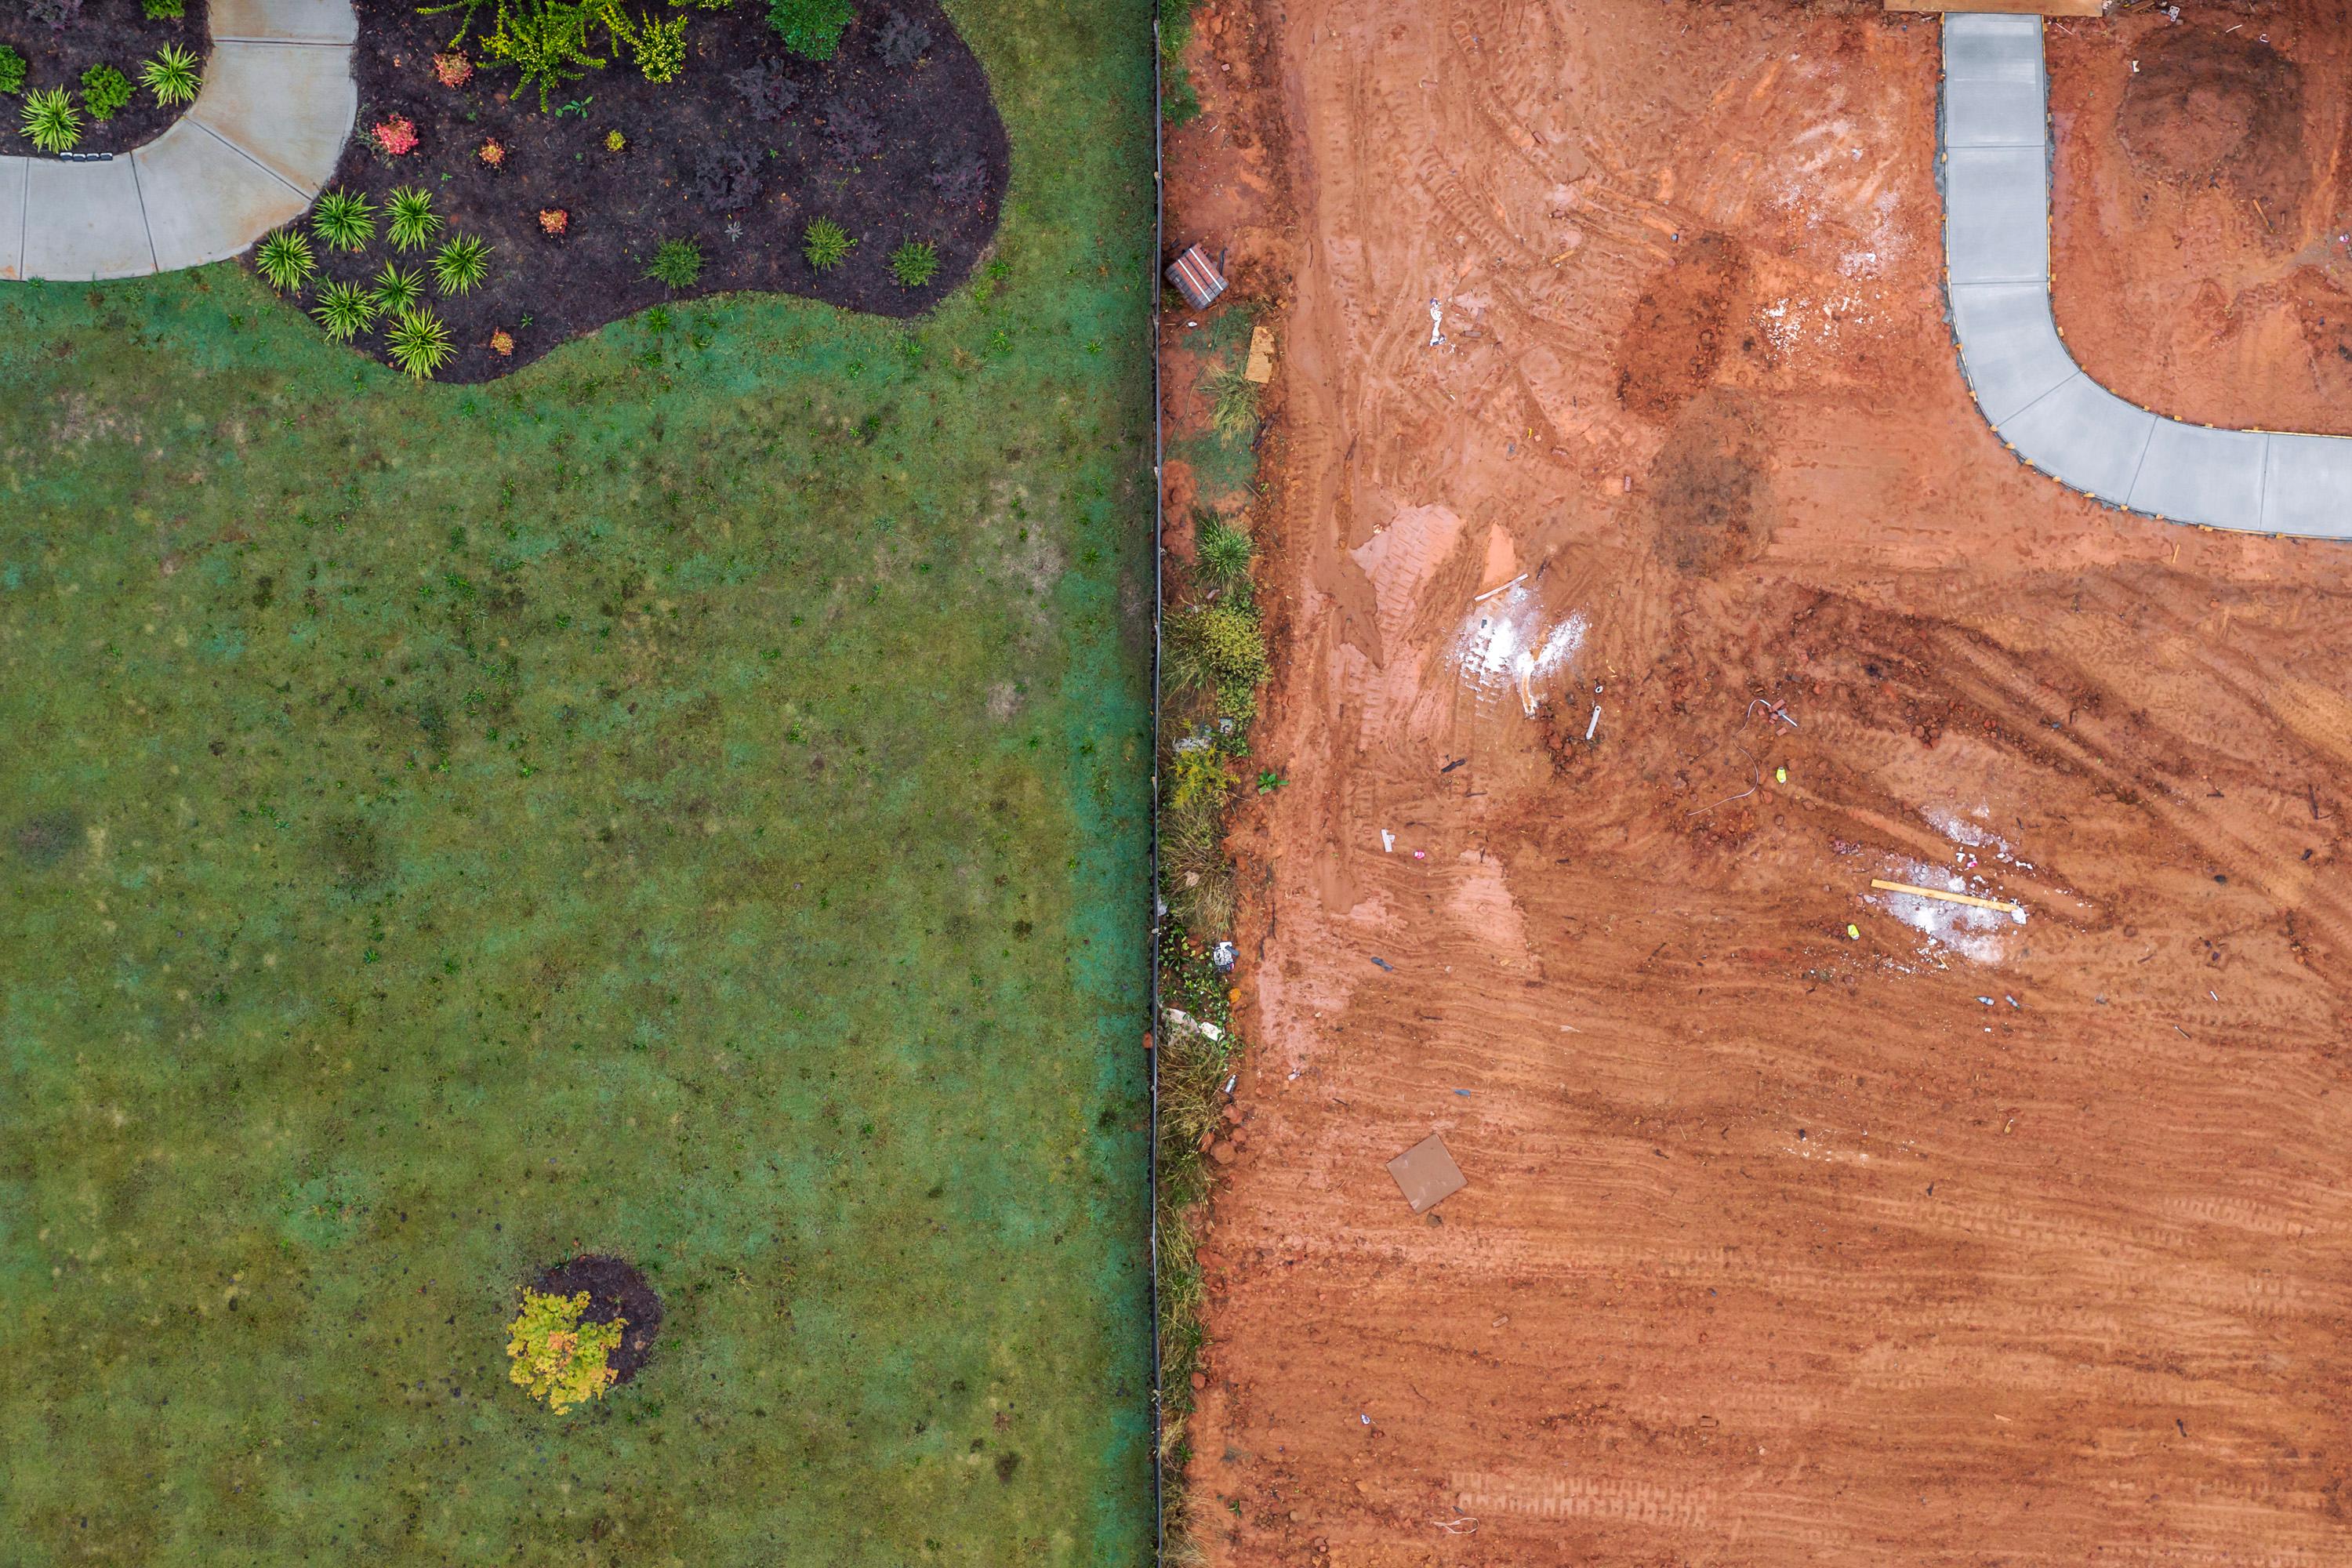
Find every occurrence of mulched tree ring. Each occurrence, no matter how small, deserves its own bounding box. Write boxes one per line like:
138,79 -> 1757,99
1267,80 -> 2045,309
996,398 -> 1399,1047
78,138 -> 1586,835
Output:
300,0 -> 1009,381
0,0 -> 211,157
530,1254 -> 664,1387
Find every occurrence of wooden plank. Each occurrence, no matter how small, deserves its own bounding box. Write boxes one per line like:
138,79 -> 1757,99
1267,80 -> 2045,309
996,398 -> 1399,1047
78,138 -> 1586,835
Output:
1871,879 -> 2025,916
1885,0 -> 2104,16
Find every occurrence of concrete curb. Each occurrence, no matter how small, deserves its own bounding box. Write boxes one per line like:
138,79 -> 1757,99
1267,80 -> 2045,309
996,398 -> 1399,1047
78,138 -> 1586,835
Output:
1940,13 -> 2352,538
0,0 -> 354,282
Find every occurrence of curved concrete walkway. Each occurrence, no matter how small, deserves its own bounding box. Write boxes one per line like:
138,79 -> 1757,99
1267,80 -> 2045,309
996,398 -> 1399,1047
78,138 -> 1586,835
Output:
1942,13 -> 2352,538
0,0 -> 355,282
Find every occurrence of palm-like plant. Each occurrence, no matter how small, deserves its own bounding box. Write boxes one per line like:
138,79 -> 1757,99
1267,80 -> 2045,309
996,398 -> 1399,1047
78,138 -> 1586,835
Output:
140,43 -> 202,106
888,239 -> 938,289
801,217 -> 853,272
383,307 -> 455,379
311,188 -> 376,251
20,88 -> 82,154
310,280 -> 379,343
370,262 -> 426,315
644,237 -> 702,290
387,187 -> 443,252
431,234 -> 492,295
254,228 -> 316,292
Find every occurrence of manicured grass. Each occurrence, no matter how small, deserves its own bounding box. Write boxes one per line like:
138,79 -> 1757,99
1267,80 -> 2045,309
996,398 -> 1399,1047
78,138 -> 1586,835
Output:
0,2 -> 1154,1563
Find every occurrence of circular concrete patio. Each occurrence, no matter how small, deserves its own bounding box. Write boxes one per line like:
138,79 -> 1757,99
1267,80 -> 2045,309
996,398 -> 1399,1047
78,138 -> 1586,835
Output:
0,0 -> 356,282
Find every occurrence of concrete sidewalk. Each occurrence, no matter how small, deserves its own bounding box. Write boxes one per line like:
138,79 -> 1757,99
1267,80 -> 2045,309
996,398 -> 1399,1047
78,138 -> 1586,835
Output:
1941,13 -> 2352,538
0,0 -> 355,281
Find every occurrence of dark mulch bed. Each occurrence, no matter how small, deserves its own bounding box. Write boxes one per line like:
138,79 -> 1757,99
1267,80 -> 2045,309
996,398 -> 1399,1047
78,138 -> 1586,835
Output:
532,1254 -> 664,1386
292,0 -> 1007,381
0,0 -> 210,156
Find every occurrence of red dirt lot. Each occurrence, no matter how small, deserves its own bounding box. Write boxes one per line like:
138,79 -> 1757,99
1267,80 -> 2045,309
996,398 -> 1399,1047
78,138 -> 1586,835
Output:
1171,0 -> 2352,1563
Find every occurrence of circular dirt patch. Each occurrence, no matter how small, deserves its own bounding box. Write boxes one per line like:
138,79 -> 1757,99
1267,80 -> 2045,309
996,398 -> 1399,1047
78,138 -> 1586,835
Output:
531,1254 -> 663,1386
2118,27 -> 2307,229
1615,233 -> 1751,423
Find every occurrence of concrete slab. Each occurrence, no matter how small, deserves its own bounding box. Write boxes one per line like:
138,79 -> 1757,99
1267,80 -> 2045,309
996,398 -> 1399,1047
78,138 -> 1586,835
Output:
1948,282 -> 2077,425
2259,434 -> 2352,539
1996,372 -> 2155,503
0,158 -> 26,281
209,0 -> 358,44
23,157 -> 154,281
189,41 -> 356,193
1944,79 -> 2045,148
136,121 -> 308,272
2126,421 -> 2268,529
1944,147 -> 2047,284
1943,14 -> 2045,84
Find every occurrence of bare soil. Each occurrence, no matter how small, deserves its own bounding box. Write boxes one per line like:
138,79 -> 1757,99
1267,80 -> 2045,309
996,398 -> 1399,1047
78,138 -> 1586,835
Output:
0,0 -> 209,155
1167,0 -> 2352,1563
305,0 -> 1006,379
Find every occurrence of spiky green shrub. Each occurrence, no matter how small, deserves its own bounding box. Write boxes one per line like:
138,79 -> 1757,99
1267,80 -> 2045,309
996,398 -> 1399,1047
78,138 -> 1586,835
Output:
1165,603 -> 1269,721
20,89 -> 82,154
432,234 -> 493,294
483,0 -> 608,111
310,281 -> 379,343
80,64 -> 132,121
888,239 -> 938,289
139,43 -> 201,106
644,236 -> 702,289
253,228 -> 315,292
387,187 -> 443,252
310,187 -> 376,251
801,217 -> 853,272
1202,356 -> 1259,444
370,262 -> 426,314
766,0 -> 851,60
141,0 -> 187,16
630,11 -> 688,82
0,45 -> 29,97
506,1289 -> 623,1414
384,307 -> 456,379
1194,516 -> 1254,587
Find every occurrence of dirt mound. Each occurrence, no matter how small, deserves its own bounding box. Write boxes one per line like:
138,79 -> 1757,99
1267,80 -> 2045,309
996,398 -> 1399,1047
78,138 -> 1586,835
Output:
1646,387 -> 1772,574
2118,26 -> 2307,229
1615,234 -> 1750,422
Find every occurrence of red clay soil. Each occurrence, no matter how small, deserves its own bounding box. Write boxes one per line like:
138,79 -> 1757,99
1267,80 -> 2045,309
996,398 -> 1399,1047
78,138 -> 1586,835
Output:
2052,2 -> 2352,436
1169,0 -> 2352,1563
0,0 -> 209,156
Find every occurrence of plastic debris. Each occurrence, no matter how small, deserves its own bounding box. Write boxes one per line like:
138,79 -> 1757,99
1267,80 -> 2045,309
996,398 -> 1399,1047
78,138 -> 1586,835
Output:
1210,940 -> 1237,973
1370,956 -> 1395,972
1381,829 -> 1396,852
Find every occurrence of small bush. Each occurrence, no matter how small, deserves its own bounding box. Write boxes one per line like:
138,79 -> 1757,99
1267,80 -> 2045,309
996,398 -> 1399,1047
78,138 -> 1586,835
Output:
78,64 -> 132,122
140,43 -> 201,105
370,114 -> 419,156
310,281 -> 379,343
0,46 -> 27,97
928,153 -> 985,206
490,327 -> 516,355
1194,516 -> 1254,587
629,12 -> 688,82
888,239 -> 938,289
645,236 -> 702,289
729,59 -> 797,118
1200,357 -> 1259,444
27,0 -> 83,30
370,262 -> 426,314
253,228 -> 316,292
22,86 -> 84,151
686,147 -> 759,212
538,207 -> 569,237
141,0 -> 186,16
434,51 -> 474,86
387,187 -> 444,251
1165,603 -> 1269,721
483,0 -> 608,111
506,1289 -> 623,1414
385,307 -> 456,379
311,187 -> 376,251
873,10 -> 930,67
433,234 -> 494,295
766,0 -> 851,60
801,217 -> 853,272
478,136 -> 506,166
603,128 -> 624,151
822,97 -> 881,160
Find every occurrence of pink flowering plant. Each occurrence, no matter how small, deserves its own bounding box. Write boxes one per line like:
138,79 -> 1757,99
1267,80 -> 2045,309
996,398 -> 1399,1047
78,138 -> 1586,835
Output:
370,115 -> 419,157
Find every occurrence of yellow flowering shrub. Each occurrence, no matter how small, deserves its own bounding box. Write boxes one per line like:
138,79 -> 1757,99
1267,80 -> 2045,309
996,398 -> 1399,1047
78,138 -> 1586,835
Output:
506,1289 -> 624,1414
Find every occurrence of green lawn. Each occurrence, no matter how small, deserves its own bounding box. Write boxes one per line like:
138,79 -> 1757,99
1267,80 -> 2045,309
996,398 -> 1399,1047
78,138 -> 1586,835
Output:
0,5 -> 1155,1563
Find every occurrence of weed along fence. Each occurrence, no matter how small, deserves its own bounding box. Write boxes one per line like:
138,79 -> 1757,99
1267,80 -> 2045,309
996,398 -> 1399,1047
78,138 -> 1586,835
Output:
1149,0 -> 1171,1557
